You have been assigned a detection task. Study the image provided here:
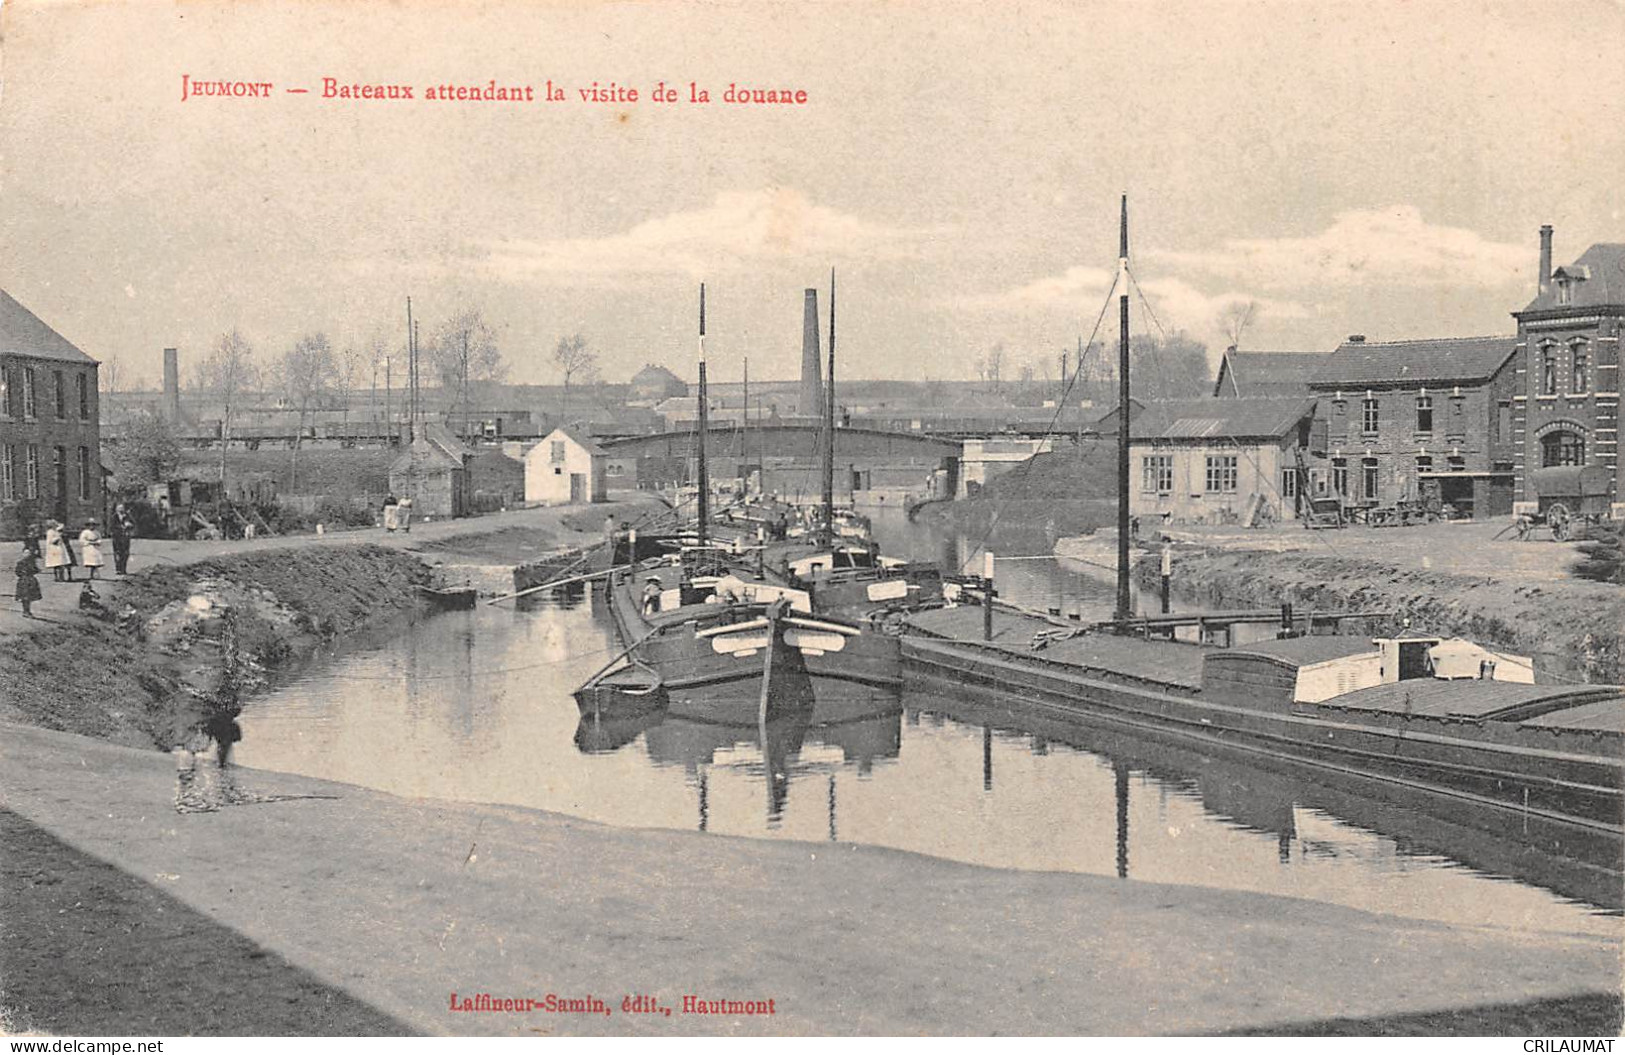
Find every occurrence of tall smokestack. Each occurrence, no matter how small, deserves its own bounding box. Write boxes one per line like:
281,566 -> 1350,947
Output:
1539,225 -> 1554,297
162,347 -> 180,421
800,288 -> 822,417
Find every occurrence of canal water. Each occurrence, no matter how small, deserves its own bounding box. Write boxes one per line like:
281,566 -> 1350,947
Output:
236,513 -> 1622,939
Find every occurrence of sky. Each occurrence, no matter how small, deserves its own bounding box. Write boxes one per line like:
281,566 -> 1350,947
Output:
1,0 -> 1622,390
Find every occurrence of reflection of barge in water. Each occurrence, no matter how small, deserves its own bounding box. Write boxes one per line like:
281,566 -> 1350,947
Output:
903,606 -> 1624,842
905,682 -> 1623,912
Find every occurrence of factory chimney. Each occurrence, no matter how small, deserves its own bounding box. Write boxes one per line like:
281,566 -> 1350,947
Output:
1538,225 -> 1554,297
799,288 -> 822,417
162,347 -> 181,421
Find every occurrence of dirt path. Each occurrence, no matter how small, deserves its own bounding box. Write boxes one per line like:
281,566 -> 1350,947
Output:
0,494 -> 664,640
2,721 -> 1617,1036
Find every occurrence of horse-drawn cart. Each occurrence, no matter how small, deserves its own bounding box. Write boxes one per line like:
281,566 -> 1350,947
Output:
1509,465 -> 1613,541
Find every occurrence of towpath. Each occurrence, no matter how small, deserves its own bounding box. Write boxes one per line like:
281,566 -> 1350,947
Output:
0,493 -> 664,639
2,720 -> 1618,1036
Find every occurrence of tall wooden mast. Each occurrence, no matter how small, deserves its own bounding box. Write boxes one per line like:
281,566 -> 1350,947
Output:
696,283 -> 709,546
1115,195 -> 1132,622
821,268 -> 837,547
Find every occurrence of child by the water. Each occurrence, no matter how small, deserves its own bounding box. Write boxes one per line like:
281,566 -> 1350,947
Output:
14,543 -> 41,618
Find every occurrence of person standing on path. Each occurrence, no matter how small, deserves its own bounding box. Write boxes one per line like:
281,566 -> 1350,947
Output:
13,543 -> 41,618
78,519 -> 104,580
43,521 -> 69,582
110,503 -> 136,576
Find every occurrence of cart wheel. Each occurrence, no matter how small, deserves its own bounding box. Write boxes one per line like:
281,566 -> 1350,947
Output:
1548,503 -> 1571,541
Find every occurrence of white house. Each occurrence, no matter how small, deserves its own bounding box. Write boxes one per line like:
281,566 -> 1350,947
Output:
525,426 -> 607,505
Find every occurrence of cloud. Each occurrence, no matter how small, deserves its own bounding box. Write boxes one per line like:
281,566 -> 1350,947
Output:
1153,206 -> 1530,290
469,188 -> 931,284
962,267 -> 1309,343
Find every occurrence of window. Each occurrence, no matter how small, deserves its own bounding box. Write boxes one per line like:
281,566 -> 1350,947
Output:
1204,454 -> 1238,494
1280,467 -> 1298,499
1415,455 -> 1433,475
0,365 -> 9,419
550,440 -> 566,463
1447,455 -> 1466,472
1539,342 -> 1557,395
1571,341 -> 1589,394
1362,458 -> 1380,501
21,367 -> 36,419
24,444 -> 39,498
1541,430 -> 1585,468
53,446 -> 66,504
77,373 -> 89,420
1496,400 -> 1512,443
1557,279 -> 1573,306
0,445 -> 13,499
1141,454 -> 1172,494
77,446 -> 92,500
1361,397 -> 1379,434
53,370 -> 65,419
1415,394 -> 1432,433
1331,458 -> 1348,497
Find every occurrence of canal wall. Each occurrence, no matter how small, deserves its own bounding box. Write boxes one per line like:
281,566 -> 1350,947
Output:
1137,547 -> 1624,683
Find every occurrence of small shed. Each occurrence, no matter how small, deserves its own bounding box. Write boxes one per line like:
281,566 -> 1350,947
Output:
389,423 -> 472,518
525,426 -> 607,505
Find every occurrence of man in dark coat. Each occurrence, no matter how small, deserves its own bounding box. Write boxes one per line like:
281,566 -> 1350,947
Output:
110,502 -> 136,576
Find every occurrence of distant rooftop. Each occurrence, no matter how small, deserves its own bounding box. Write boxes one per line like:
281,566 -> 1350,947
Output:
1519,243 -> 1625,315
1212,350 -> 1328,398
1309,336 -> 1517,388
0,289 -> 96,365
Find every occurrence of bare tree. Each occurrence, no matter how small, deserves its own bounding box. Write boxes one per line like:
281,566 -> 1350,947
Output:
977,343 -> 1005,395
553,333 -> 599,424
99,354 -> 122,395
430,310 -> 506,441
336,342 -> 367,437
198,329 -> 258,499
275,333 -> 339,490
1221,300 -> 1259,351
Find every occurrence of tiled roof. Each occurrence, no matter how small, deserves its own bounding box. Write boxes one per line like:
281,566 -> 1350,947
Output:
1213,351 -> 1328,397
1519,243 -> 1625,314
0,289 -> 96,365
1128,397 -> 1314,442
1308,336 -> 1516,387
551,425 -> 607,456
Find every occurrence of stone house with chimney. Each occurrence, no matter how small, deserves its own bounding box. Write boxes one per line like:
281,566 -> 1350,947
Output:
0,290 -> 103,538
1307,335 -> 1519,519
1510,226 -> 1623,508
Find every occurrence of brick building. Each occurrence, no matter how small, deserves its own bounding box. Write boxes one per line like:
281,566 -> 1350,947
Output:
0,290 -> 103,538
1307,335 -> 1518,518
1509,228 -> 1622,505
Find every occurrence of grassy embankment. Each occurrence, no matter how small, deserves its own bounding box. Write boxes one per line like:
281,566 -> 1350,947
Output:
922,446 -> 1622,679
916,443 -> 1118,541
1140,546 -> 1625,683
0,546 -> 428,750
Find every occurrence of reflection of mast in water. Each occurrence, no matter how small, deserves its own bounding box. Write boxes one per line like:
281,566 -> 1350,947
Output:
1114,760 -> 1130,879
828,774 -> 837,842
1280,804 -> 1297,864
697,771 -> 709,832
761,716 -> 803,827
983,724 -> 993,792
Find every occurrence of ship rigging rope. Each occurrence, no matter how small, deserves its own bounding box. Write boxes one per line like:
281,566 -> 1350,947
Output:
959,270 -> 1122,575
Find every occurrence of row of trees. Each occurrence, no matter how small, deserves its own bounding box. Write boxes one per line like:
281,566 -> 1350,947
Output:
176,313 -> 609,490
972,332 -> 1214,403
